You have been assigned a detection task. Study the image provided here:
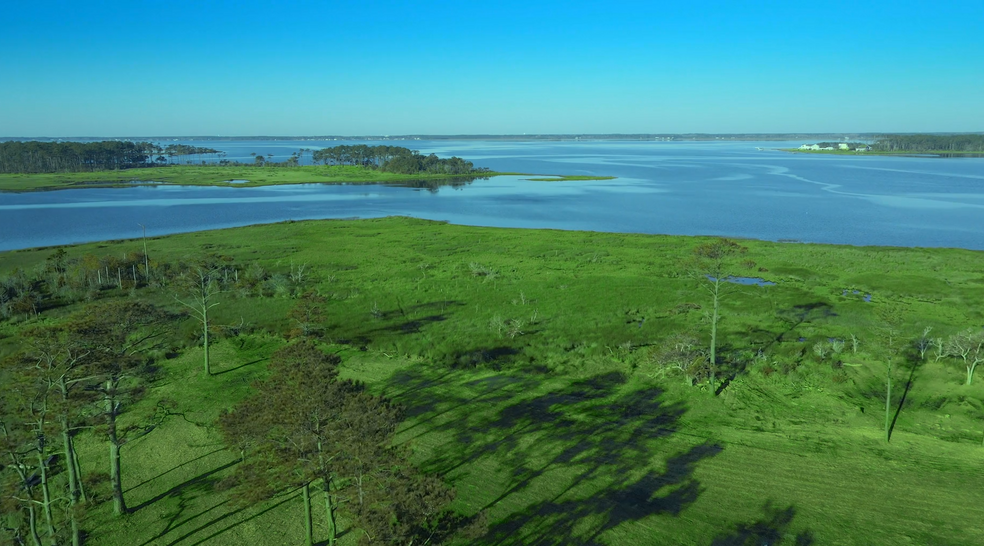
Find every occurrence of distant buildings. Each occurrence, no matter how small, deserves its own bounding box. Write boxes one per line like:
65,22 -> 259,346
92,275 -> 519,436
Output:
799,143 -> 871,152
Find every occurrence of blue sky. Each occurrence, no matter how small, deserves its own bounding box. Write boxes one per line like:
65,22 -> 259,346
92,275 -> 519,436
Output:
1,0 -> 982,136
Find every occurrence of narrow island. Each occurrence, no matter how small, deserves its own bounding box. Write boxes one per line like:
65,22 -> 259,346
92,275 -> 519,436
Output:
781,133 -> 984,157
0,141 -> 614,192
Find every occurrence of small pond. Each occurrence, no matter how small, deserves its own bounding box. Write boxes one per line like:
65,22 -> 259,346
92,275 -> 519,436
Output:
708,276 -> 776,286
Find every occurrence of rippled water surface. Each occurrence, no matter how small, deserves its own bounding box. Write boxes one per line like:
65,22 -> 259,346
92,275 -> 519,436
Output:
1,140 -> 983,251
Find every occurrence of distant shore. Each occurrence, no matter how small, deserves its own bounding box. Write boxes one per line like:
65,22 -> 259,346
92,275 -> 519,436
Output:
0,133 -> 910,142
779,148 -> 984,158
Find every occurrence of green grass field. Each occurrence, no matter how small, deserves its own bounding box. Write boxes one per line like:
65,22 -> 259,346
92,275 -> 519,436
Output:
2,217 -> 984,545
0,166 -> 614,191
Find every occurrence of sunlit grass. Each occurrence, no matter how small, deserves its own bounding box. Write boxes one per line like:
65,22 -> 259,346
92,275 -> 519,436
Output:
0,165 -> 512,191
3,217 -> 984,544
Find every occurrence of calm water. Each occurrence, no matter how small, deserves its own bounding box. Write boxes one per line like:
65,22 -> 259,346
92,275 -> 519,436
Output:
1,140 -> 983,251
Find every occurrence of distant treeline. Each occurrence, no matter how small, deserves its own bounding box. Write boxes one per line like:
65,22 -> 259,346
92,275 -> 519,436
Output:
0,141 -> 486,175
311,144 -> 483,175
872,134 -> 984,152
0,141 -> 221,173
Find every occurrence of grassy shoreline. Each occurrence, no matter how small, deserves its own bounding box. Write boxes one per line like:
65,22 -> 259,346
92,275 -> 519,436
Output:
0,165 -> 616,192
2,217 -> 983,545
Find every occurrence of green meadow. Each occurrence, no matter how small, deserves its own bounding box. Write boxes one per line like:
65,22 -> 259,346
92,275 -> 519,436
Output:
0,166 -> 612,192
2,217 -> 984,545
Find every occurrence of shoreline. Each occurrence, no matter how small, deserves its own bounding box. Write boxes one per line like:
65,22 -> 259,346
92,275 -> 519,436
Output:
778,148 -> 984,158
2,214 -> 981,256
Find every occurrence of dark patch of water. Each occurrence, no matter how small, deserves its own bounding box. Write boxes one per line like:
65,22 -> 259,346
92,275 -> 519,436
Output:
841,289 -> 872,302
709,275 -> 776,286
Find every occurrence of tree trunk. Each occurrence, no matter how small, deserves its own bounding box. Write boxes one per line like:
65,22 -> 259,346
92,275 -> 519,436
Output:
110,434 -> 125,515
62,418 -> 83,545
107,380 -> 127,515
37,451 -> 56,541
323,478 -> 337,546
302,482 -> 314,546
28,504 -> 42,546
885,361 -> 892,443
709,278 -> 720,393
70,510 -> 81,546
203,305 -> 210,376
73,442 -> 87,502
62,419 -> 81,503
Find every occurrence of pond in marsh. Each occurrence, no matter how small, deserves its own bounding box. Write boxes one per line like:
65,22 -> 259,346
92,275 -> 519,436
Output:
2,140 -> 983,251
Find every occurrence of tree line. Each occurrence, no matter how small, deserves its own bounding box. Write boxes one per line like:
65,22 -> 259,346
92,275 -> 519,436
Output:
311,145 -> 485,175
0,141 -> 221,173
0,248 -> 481,545
871,134 -> 984,153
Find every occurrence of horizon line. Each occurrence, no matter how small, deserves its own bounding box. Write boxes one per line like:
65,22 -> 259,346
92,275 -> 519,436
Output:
3,131 -> 983,140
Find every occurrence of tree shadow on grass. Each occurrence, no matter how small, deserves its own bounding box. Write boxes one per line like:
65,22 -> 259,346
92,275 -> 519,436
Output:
769,302 -> 837,347
130,459 -> 238,513
369,313 -> 448,335
213,357 -> 266,376
183,491 -> 299,546
132,459 -> 299,546
128,458 -> 241,546
709,501 -> 814,546
385,368 -> 723,545
889,347 -> 922,442
374,300 -> 465,322
125,447 -> 226,494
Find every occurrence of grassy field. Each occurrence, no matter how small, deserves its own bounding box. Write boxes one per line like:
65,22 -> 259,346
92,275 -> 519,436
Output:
0,166 -> 614,192
2,217 -> 984,545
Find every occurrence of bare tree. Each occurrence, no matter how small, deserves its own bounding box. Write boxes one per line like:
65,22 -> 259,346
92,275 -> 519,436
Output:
945,328 -> 984,385
687,238 -> 752,393
877,303 -> 909,443
175,267 -> 221,376
648,333 -> 707,386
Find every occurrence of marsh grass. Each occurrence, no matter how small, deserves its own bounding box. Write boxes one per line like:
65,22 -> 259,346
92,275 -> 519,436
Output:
2,217 -> 984,544
0,165 -> 502,191
0,167 -> 617,192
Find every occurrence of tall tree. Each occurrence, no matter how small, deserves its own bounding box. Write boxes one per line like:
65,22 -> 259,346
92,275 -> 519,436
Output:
16,324 -> 98,546
72,300 -> 171,515
877,303 -> 909,443
219,341 -> 462,546
175,267 -> 221,376
687,238 -> 752,393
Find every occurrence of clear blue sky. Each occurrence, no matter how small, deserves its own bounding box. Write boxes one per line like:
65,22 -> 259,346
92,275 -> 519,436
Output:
2,0 -> 981,136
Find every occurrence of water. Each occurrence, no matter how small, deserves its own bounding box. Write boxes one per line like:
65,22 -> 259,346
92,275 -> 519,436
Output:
843,290 -> 873,302
2,140 -> 983,252
710,276 -> 776,286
